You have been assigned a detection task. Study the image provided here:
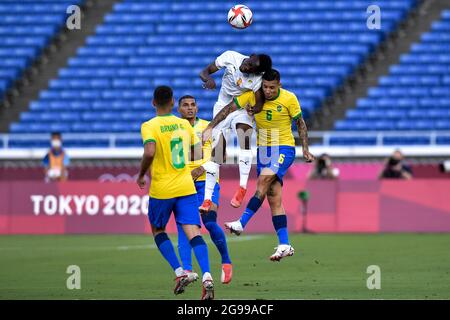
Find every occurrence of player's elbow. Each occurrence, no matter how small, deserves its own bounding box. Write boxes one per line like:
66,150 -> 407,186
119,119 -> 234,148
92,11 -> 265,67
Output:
142,152 -> 153,162
253,104 -> 263,114
143,143 -> 155,159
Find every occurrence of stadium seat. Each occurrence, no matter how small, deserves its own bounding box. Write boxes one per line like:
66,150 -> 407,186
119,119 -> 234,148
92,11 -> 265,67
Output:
333,9 -> 450,144
9,0 -> 418,143
0,0 -> 85,100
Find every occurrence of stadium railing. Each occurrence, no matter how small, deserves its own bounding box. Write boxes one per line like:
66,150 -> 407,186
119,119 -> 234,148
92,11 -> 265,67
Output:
1,131 -> 450,160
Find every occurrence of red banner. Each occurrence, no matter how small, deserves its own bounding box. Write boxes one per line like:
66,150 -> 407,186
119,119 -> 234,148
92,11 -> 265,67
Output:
0,179 -> 450,234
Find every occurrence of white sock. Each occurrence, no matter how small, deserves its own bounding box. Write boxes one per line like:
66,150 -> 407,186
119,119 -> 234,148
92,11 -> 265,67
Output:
202,161 -> 220,201
238,149 -> 253,188
202,272 -> 212,282
175,267 -> 184,277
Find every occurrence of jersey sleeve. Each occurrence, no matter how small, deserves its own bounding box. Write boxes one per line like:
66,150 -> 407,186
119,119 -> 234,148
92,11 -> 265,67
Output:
215,50 -> 238,69
234,90 -> 256,110
252,77 -> 262,92
141,122 -> 156,145
288,93 -> 302,120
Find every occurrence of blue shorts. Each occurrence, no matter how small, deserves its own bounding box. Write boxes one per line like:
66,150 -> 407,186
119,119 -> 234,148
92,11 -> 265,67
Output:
257,146 -> 296,185
195,181 -> 220,207
148,193 -> 201,229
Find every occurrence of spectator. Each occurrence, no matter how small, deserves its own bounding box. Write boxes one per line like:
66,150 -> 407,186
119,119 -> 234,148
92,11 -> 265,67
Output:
379,149 -> 413,180
43,132 -> 70,182
308,153 -> 339,180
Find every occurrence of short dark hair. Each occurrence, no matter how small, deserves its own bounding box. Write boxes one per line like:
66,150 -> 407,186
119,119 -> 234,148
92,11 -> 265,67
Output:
153,85 -> 173,107
178,95 -> 196,106
51,132 -> 61,138
262,68 -> 281,82
256,54 -> 272,74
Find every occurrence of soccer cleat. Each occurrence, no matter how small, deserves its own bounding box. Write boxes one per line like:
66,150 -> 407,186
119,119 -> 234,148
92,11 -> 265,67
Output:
221,263 -> 233,284
269,244 -> 295,262
224,220 -> 243,236
230,187 -> 247,208
201,278 -> 215,300
199,199 -> 212,213
174,271 -> 199,295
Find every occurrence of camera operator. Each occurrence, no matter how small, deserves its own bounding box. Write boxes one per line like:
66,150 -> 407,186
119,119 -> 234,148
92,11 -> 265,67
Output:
379,150 -> 413,180
308,153 -> 339,180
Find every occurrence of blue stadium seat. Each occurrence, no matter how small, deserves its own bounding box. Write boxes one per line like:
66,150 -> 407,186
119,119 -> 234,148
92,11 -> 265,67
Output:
436,136 -> 450,145
329,136 -> 377,146
0,1 -> 85,100
383,136 -> 431,145
9,0 -> 419,143
340,8 -> 450,143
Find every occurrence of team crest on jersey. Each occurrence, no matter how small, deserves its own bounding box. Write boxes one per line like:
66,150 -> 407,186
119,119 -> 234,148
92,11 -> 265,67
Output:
236,78 -> 243,86
277,105 -> 282,112
248,80 -> 253,84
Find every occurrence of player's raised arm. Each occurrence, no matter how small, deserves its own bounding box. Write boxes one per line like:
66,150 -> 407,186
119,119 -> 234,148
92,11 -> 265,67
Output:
250,87 -> 265,115
199,61 -> 219,90
295,115 -> 315,163
137,141 -> 155,189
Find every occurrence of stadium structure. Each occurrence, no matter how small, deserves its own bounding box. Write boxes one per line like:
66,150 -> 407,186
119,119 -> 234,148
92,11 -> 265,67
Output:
0,0 -> 449,300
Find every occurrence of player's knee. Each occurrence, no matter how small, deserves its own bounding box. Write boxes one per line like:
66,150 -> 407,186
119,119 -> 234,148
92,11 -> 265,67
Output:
258,174 -> 276,187
201,211 -> 218,227
154,232 -> 169,248
189,235 -> 206,247
151,226 -> 165,236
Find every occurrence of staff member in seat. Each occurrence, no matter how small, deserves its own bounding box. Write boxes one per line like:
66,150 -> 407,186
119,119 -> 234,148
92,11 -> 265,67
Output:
43,132 -> 70,182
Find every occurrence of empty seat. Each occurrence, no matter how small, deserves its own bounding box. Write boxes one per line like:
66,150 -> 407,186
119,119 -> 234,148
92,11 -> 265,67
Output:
9,0 -> 419,148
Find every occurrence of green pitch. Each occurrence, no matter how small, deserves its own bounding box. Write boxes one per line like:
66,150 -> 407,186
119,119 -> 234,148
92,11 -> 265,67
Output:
1,234 -> 449,299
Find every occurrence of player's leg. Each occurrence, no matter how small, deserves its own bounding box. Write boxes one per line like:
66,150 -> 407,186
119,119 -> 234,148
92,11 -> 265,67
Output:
225,146 -> 296,235
267,181 -> 294,261
225,168 -> 278,235
198,181 -> 233,284
201,101 -> 234,213
148,197 -> 197,294
175,194 -> 214,300
200,131 -> 226,213
148,198 -> 183,276
181,223 -> 215,300
231,121 -> 254,208
176,222 -> 192,272
152,226 -> 185,277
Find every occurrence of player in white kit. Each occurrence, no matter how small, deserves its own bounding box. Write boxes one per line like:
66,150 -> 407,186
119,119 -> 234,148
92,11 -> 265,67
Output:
198,50 -> 272,212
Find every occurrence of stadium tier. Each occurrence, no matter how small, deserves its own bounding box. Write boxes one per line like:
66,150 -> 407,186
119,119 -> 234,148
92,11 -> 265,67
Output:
332,9 -> 450,146
8,0 -> 418,148
0,0 -> 84,100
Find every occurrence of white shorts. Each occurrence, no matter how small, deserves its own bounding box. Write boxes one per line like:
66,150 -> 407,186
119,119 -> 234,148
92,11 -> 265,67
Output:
211,102 -> 254,149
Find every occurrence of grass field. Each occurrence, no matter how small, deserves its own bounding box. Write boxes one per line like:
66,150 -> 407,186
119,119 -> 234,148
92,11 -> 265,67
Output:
1,233 -> 449,300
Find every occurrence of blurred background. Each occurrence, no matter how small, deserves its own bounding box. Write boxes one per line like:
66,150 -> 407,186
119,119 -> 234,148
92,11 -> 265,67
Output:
0,0 -> 449,234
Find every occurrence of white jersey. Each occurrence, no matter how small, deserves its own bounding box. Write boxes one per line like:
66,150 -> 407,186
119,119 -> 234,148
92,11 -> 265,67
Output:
214,50 -> 262,108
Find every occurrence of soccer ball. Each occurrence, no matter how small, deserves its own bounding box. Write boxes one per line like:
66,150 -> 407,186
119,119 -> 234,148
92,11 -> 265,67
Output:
227,4 -> 253,29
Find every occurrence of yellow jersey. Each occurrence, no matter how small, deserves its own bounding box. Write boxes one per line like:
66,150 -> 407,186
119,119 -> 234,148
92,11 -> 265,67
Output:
187,118 -> 212,182
234,88 -> 302,147
141,114 -> 198,199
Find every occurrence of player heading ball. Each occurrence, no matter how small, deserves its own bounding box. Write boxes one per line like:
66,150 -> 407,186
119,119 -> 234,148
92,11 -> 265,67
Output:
199,51 -> 272,212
